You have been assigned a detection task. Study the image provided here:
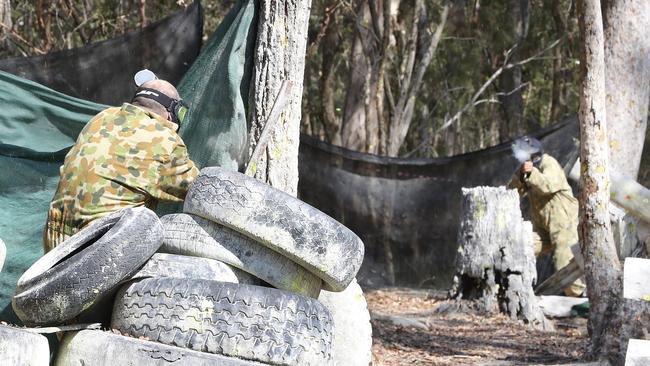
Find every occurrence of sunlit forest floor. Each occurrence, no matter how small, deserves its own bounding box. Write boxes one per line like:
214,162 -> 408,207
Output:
366,288 -> 587,366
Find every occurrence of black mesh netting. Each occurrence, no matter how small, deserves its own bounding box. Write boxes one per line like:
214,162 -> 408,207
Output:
298,117 -> 579,287
0,2 -> 203,106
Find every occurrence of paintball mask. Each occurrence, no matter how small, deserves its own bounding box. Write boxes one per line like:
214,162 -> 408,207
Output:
133,88 -> 188,125
511,136 -> 543,167
132,69 -> 188,125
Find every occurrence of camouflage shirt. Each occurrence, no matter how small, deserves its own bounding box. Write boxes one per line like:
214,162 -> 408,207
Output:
45,103 -> 199,251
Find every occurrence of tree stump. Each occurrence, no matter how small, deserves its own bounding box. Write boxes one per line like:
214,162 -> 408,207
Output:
451,186 -> 550,329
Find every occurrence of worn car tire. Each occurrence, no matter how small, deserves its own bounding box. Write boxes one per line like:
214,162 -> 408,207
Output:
13,207 -> 163,326
184,167 -> 364,291
0,324 -> 49,365
161,213 -> 322,297
131,253 -> 261,285
56,330 -> 267,366
318,279 -> 372,366
111,277 -> 333,366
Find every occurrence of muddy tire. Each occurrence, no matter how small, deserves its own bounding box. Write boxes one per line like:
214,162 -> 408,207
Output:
0,324 -> 49,365
318,279 -> 372,366
161,213 -> 321,297
131,253 -> 261,285
184,167 -> 364,291
111,277 -> 333,366
56,330 -> 267,366
13,207 -> 163,326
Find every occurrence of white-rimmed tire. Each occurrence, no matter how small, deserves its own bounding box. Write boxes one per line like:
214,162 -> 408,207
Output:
13,207 -> 163,326
56,330 -> 267,366
160,213 -> 321,297
184,167 -> 364,291
318,279 -> 372,366
111,277 -> 333,366
0,325 -> 49,365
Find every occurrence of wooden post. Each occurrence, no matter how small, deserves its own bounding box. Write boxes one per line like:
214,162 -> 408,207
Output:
451,186 -> 550,329
570,159 -> 650,226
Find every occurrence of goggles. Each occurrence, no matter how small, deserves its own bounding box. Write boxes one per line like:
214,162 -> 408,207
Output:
133,69 -> 189,125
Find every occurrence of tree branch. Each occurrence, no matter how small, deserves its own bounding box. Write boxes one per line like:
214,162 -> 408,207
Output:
437,39 -> 560,133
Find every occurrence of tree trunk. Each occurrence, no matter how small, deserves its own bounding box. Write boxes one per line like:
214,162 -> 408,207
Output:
577,0 -> 623,361
319,2 -> 341,145
451,186 -> 550,330
549,0 -> 565,123
0,0 -> 10,39
499,0 -> 529,138
386,2 -> 449,157
248,0 -> 312,196
342,1 -> 373,152
602,0 -> 650,179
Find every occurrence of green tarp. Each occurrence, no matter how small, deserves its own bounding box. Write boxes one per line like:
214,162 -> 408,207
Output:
0,0 -> 256,322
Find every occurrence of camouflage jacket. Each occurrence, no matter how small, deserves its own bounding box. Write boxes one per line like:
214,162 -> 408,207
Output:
45,103 -> 198,251
508,153 -> 579,246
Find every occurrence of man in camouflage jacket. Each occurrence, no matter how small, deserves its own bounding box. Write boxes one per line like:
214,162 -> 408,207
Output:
509,144 -> 585,297
44,79 -> 199,252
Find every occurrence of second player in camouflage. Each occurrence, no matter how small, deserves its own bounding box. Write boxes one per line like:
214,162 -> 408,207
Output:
509,153 -> 586,297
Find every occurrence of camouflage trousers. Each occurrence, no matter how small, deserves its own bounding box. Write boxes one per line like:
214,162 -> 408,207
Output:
533,231 -> 586,297
43,214 -> 78,253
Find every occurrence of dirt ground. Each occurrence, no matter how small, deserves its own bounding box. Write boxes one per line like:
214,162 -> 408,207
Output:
366,287 -> 588,366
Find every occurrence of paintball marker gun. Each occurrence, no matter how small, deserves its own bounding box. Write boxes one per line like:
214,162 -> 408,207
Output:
511,136 -> 543,167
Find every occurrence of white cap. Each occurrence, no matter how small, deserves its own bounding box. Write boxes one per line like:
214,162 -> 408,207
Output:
134,69 -> 158,87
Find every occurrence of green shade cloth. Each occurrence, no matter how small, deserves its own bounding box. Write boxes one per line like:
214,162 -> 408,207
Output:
0,0 -> 256,322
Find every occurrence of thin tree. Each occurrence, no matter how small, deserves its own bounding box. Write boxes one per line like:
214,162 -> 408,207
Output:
602,0 -> 650,179
248,0 -> 313,195
577,0 -> 622,361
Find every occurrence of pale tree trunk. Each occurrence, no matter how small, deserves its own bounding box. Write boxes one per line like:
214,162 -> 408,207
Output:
319,0 -> 341,145
371,0 -> 395,155
248,0 -> 312,196
341,0 -> 384,154
499,0 -> 529,139
0,0 -> 10,34
577,0 -> 622,360
385,2 -> 449,156
0,0 -> 11,53
549,0 -> 566,123
341,8 -> 369,151
602,0 -> 650,179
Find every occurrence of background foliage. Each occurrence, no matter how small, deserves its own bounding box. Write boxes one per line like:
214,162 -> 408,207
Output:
3,0 -> 647,174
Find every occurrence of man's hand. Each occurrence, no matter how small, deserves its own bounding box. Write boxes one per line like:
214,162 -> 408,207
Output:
521,161 -> 533,174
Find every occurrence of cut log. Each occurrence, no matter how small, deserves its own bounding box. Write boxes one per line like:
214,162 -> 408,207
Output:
623,257 -> 650,301
451,186 -> 550,329
625,339 -> 650,366
570,159 -> 650,225
535,209 -> 642,297
535,259 -> 582,296
537,295 -> 588,318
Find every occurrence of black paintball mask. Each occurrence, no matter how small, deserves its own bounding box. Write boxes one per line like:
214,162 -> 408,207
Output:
511,136 -> 544,167
132,87 -> 189,125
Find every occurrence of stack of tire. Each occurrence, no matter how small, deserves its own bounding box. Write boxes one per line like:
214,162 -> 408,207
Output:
10,167 -> 371,366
